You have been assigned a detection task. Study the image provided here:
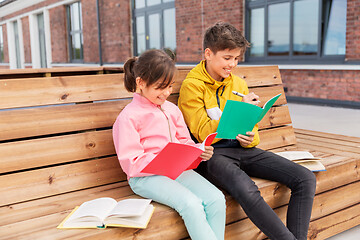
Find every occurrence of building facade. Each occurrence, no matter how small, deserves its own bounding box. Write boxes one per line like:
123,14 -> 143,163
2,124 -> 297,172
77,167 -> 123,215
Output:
0,0 -> 359,106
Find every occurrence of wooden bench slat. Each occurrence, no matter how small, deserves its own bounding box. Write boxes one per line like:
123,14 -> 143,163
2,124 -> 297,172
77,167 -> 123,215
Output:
295,128 -> 360,144
296,138 -> 360,158
295,130 -> 360,150
1,130 -> 115,174
2,178 -> 359,240
0,102 -> 291,142
0,74 -> 127,109
0,101 -> 127,141
258,126 -> 297,150
0,157 -> 125,207
232,65 -> 283,87
0,182 -> 130,227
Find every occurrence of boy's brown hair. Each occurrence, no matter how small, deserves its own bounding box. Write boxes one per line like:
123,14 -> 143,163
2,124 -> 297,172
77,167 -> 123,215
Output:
203,22 -> 250,53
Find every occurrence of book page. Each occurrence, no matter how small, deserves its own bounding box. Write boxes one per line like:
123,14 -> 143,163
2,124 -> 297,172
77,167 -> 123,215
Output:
105,204 -> 154,229
275,151 -> 318,161
65,197 -> 117,224
108,199 -> 152,217
297,160 -> 326,172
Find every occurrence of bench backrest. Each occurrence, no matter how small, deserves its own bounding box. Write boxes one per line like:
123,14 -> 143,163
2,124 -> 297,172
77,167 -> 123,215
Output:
0,65 -> 296,207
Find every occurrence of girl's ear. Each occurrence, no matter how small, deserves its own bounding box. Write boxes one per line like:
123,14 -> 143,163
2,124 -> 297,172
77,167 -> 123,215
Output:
136,77 -> 146,90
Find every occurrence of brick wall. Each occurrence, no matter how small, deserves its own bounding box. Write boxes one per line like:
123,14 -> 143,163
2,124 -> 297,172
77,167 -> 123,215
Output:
49,5 -> 68,63
176,0 -> 245,63
346,0 -> 360,61
99,0 -> 132,63
82,0 -> 100,63
21,17 -> 32,64
281,69 -> 360,102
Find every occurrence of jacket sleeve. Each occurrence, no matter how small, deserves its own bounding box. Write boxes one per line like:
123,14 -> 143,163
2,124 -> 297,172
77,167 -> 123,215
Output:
178,79 -> 220,143
112,114 -> 155,178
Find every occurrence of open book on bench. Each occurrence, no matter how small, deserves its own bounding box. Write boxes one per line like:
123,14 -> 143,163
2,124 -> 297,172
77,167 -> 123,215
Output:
57,198 -> 154,229
275,151 -> 326,172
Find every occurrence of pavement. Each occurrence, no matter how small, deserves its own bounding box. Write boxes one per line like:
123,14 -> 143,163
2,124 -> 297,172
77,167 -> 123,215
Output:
287,103 -> 360,239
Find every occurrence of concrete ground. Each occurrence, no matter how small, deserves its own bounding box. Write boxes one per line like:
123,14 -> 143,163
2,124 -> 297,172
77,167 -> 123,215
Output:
287,103 -> 360,239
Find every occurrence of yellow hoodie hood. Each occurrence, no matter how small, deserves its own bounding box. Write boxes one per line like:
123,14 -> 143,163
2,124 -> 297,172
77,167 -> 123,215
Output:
178,61 -> 260,147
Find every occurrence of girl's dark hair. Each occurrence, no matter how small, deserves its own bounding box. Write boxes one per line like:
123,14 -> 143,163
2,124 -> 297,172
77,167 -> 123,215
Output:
123,49 -> 176,92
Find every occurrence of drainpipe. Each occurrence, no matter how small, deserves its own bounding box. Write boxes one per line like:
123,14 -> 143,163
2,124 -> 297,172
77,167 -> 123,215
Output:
96,0 -> 103,66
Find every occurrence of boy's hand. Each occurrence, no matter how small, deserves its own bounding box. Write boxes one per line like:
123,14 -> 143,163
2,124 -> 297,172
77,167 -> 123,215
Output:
200,146 -> 214,161
242,92 -> 260,105
236,132 -> 255,147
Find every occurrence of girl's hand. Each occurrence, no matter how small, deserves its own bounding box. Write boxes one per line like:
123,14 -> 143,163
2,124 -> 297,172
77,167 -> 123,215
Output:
236,132 -> 255,147
200,146 -> 214,161
242,92 -> 260,105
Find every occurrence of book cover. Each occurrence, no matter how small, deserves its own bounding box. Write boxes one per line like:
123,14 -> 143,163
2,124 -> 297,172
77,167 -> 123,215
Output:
216,93 -> 281,139
141,133 -> 217,180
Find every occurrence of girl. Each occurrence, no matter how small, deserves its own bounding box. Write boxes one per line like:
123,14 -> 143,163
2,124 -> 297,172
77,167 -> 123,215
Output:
112,49 -> 226,240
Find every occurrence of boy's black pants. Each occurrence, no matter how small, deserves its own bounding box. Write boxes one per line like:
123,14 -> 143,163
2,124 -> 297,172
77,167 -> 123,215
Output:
197,146 -> 316,240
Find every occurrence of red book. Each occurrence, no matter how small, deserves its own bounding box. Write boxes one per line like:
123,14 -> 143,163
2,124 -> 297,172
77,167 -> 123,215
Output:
141,133 -> 217,180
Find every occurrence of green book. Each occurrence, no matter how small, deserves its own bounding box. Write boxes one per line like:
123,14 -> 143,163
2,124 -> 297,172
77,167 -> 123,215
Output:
216,93 -> 281,139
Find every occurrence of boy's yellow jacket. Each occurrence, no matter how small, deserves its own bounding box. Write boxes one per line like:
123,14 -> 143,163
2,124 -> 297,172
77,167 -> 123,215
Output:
178,60 -> 260,148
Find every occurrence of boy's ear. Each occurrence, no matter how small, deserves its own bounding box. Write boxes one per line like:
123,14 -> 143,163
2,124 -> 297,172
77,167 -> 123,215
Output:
204,48 -> 213,61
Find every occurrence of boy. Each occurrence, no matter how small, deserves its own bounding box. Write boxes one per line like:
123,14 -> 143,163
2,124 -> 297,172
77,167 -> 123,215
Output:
178,22 -> 316,240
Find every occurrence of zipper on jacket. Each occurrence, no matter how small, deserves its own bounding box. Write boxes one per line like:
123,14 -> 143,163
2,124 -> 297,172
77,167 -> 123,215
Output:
216,85 -> 225,108
159,106 -> 173,142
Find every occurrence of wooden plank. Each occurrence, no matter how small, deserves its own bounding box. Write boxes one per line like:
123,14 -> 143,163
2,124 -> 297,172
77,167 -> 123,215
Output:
296,139 -> 360,158
0,66 -> 105,78
0,157 -> 125,207
0,74 -> 127,109
295,130 -> 360,150
232,65 -> 283,87
0,182 -> 130,226
2,179 -> 359,240
295,128 -> 360,144
0,100 -> 128,141
307,204 -> 360,240
258,126 -> 297,150
258,105 -> 292,129
0,130 -> 115,174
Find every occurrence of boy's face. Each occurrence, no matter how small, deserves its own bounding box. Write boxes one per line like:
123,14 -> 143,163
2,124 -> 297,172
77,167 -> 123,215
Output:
204,48 -> 242,81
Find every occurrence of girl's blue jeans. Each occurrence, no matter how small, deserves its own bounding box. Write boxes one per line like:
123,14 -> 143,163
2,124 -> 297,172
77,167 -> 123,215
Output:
129,170 -> 226,240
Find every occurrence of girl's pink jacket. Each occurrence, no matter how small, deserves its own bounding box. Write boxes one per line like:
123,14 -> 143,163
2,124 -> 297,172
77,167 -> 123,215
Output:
112,93 -> 196,179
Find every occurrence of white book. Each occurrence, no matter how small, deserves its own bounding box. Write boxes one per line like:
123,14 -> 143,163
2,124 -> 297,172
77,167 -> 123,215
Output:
57,197 -> 154,229
275,151 -> 326,172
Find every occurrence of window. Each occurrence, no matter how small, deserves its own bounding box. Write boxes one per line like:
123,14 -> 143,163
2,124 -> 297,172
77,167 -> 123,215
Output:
67,2 -> 83,62
133,0 -> 176,56
37,13 -> 47,68
13,21 -> 21,68
0,26 -> 3,63
245,0 -> 347,63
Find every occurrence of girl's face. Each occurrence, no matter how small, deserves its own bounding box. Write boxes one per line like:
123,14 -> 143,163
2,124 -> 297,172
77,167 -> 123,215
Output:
137,77 -> 174,106
204,47 -> 242,81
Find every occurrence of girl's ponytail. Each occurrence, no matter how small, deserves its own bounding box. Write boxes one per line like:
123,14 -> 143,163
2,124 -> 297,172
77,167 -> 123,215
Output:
123,57 -> 137,92
123,50 -> 176,92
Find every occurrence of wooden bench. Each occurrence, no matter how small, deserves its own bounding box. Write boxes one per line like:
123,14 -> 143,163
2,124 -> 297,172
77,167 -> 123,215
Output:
0,66 -> 359,240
